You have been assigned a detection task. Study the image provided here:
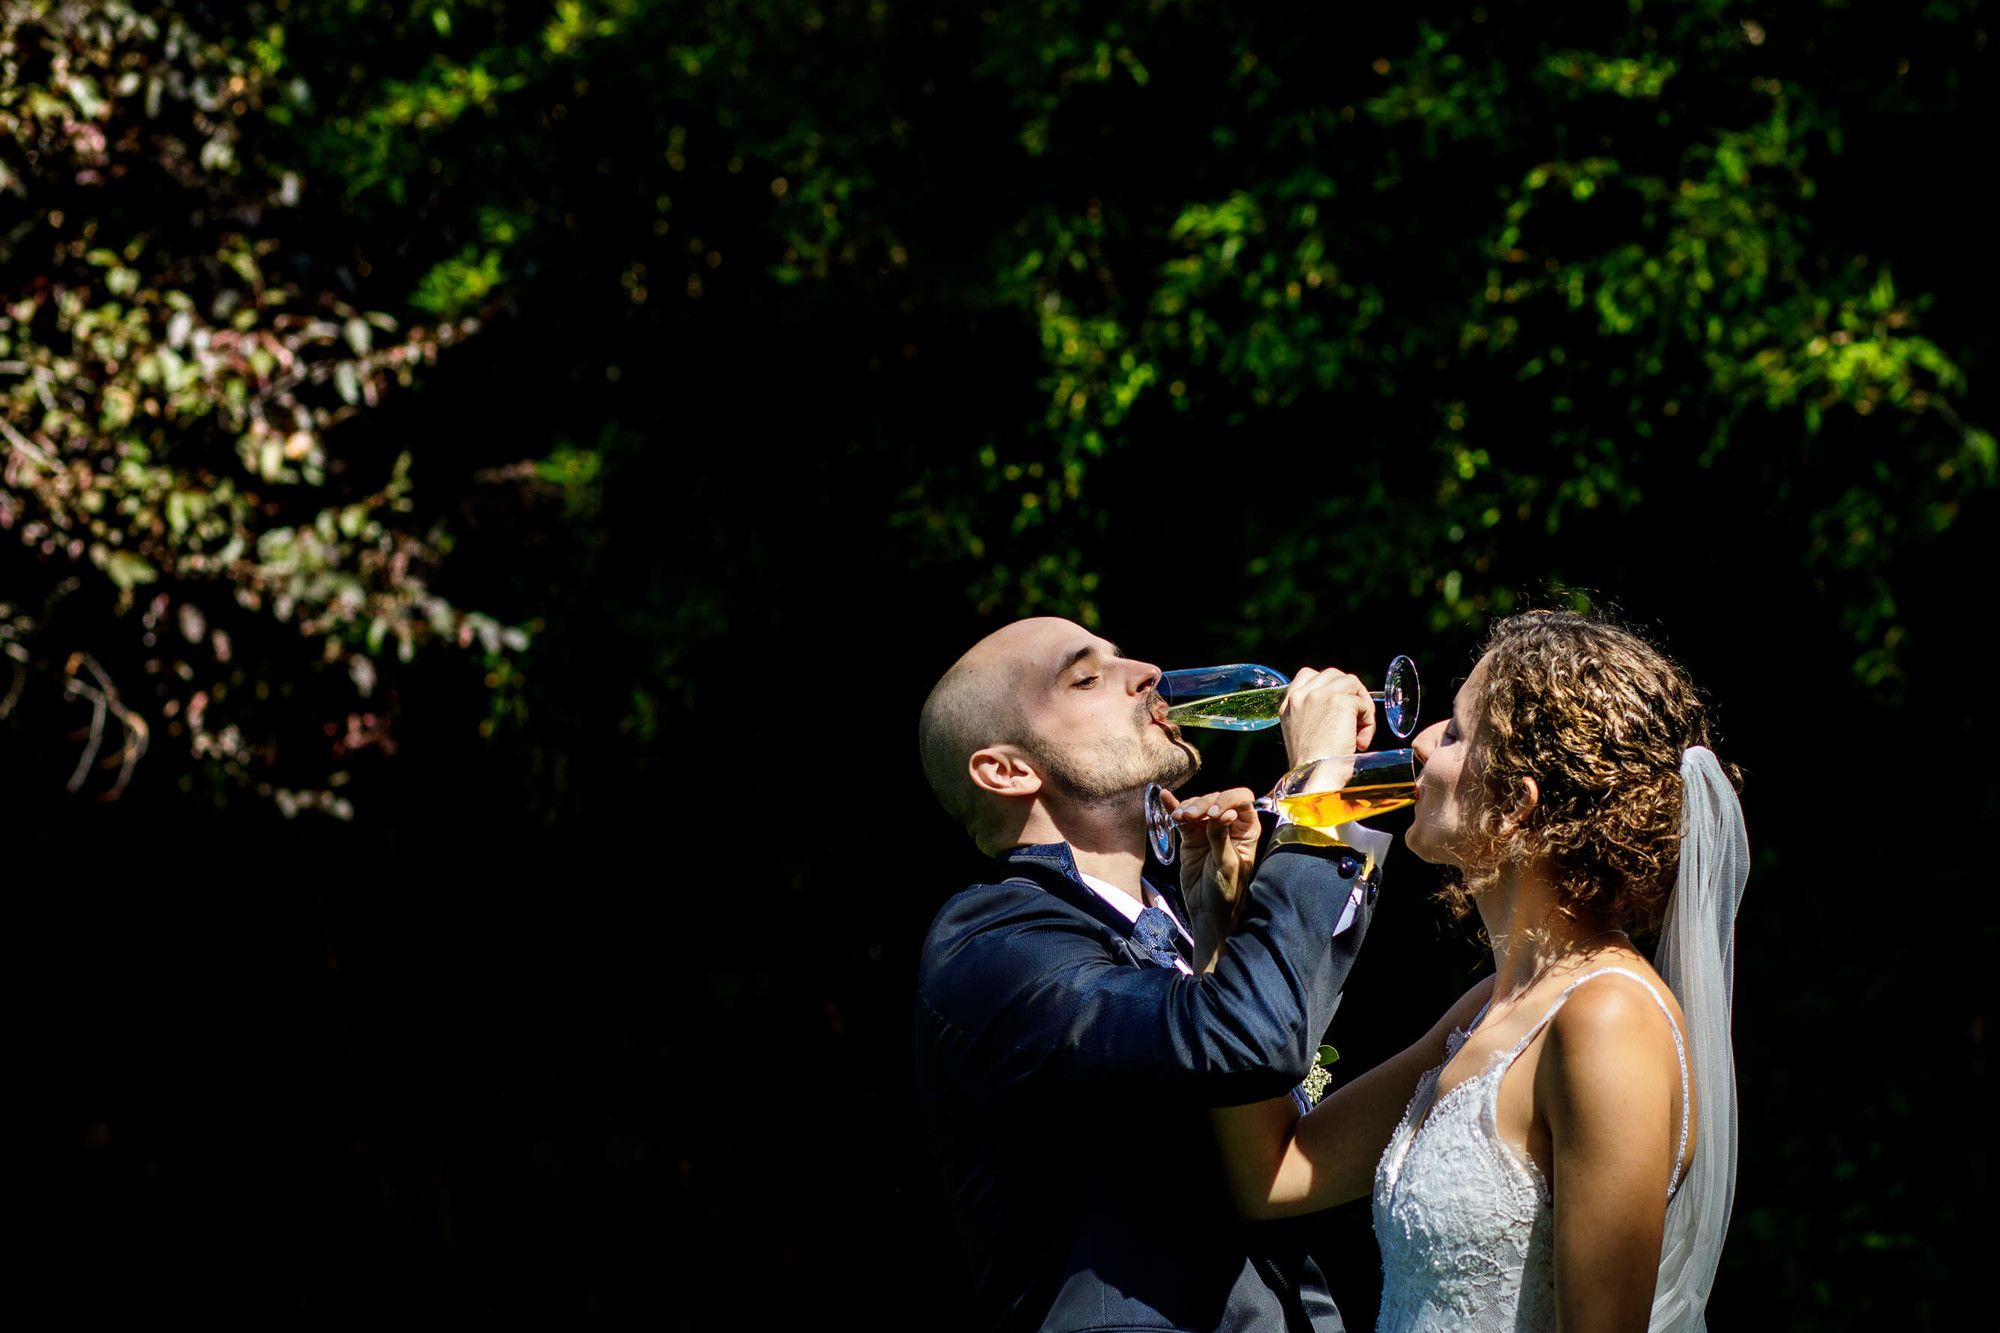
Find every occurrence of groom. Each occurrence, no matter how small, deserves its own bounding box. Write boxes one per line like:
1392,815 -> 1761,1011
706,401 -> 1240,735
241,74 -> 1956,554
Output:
915,617 -> 1390,1333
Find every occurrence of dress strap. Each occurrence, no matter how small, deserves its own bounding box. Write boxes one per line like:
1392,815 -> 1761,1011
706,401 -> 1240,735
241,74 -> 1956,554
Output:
1444,998 -> 1495,1060
1505,966 -> 1692,1199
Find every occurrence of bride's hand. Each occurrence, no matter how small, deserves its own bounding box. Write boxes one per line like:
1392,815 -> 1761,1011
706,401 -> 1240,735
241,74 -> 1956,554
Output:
1166,786 -> 1260,969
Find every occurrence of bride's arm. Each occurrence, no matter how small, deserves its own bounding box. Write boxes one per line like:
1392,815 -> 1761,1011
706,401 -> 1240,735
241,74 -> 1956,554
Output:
1210,975 -> 1496,1219
1539,978 -> 1681,1333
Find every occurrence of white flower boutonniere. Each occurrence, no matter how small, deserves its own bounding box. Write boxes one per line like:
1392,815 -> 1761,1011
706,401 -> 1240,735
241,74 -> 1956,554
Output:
1300,1044 -> 1339,1106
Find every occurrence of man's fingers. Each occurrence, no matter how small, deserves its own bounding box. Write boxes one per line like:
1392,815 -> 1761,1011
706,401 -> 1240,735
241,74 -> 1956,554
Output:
1280,665 -> 1382,762
1286,667 -> 1362,702
1280,667 -> 1363,717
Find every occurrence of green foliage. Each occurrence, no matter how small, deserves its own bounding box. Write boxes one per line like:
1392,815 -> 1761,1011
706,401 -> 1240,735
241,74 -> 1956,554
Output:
7,0 -> 1988,792
2,0 -> 518,803
920,2 -> 1995,683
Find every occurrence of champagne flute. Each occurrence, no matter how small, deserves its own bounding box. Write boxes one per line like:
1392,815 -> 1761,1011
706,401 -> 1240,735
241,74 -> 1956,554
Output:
1159,655 -> 1420,738
1258,749 -> 1420,830
1146,747 -> 1420,865
1143,656 -> 1420,862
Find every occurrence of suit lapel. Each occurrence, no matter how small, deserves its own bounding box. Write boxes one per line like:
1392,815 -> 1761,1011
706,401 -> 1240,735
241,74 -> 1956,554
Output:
993,844 -> 1165,966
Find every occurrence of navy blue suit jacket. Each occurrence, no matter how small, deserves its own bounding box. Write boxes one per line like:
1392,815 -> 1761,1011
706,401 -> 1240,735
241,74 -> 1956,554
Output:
915,838 -> 1380,1333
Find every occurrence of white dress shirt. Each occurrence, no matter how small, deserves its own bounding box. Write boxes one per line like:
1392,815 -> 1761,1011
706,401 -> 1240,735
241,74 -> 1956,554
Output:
1076,819 -> 1393,974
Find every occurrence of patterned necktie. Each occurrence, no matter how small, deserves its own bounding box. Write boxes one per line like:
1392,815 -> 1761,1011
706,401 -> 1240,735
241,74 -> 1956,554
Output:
1133,905 -> 1192,970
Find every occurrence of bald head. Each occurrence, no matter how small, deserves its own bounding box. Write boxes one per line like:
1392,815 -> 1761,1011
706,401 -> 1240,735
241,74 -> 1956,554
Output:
917,621 -> 1058,846
919,619 -> 1197,853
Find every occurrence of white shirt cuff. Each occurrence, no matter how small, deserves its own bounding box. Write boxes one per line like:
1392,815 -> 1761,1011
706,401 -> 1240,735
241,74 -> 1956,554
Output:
1331,820 -> 1393,869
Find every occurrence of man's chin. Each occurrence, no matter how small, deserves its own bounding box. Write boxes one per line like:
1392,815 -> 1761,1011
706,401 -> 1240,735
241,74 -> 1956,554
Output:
1154,740 -> 1200,790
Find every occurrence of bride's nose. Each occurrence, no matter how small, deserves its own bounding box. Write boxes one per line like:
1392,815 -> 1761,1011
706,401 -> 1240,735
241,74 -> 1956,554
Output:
1412,719 -> 1445,763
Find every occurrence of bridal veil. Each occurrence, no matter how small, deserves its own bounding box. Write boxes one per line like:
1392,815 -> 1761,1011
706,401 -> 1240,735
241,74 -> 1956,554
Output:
1649,745 -> 1749,1332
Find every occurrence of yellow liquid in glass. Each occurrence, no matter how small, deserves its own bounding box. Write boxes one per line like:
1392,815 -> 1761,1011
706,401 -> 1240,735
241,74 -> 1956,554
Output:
1275,783 -> 1416,829
1164,686 -> 1287,729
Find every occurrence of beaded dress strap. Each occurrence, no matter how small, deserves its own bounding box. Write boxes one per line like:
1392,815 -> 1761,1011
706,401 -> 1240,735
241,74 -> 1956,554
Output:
1450,999 -> 1495,1050
1507,966 -> 1692,1199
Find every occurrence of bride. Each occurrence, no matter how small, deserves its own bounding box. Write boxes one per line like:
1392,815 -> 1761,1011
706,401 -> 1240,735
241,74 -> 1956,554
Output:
1196,611 -> 1747,1331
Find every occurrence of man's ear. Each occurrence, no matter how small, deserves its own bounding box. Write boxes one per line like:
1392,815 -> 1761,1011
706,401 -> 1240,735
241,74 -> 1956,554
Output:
969,744 -> 1042,799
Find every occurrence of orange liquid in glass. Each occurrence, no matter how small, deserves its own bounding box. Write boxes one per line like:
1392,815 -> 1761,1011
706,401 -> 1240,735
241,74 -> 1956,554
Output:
1274,783 -> 1416,829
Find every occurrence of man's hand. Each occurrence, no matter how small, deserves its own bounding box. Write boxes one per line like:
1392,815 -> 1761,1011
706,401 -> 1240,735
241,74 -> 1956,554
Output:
1278,666 -> 1376,766
1166,786 -> 1260,972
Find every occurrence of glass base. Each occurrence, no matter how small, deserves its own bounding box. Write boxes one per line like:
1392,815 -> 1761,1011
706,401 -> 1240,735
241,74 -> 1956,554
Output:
1143,782 -> 1178,863
1382,653 -> 1419,739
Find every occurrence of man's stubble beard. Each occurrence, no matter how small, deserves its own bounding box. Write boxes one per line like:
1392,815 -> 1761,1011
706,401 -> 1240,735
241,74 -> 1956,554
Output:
1024,698 -> 1200,806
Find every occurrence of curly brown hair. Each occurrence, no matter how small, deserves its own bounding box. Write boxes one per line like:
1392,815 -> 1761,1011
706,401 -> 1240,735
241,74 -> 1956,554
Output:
1441,610 -> 1739,935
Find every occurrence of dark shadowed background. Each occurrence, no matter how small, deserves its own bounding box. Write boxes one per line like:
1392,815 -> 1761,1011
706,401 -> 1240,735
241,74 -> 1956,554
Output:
8,1 -> 1991,1326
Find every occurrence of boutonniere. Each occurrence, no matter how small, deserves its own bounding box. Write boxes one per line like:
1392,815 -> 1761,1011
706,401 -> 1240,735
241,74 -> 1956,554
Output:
1300,1045 -> 1339,1106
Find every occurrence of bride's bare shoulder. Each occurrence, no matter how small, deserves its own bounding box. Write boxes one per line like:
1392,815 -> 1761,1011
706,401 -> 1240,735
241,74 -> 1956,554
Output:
1538,960 -> 1685,1103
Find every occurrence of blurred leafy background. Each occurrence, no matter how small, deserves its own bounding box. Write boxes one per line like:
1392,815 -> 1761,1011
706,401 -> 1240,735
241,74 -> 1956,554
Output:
8,0 -> 1989,1325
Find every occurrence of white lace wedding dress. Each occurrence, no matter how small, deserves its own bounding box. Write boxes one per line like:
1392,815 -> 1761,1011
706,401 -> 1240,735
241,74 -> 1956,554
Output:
1371,968 -> 1689,1333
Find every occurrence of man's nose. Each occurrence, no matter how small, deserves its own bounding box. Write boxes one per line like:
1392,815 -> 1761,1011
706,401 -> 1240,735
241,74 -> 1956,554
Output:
1131,660 -> 1162,694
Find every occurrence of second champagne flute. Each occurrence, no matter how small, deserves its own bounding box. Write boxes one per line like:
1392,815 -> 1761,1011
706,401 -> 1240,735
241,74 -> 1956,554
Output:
1259,749 -> 1421,830
1146,748 -> 1421,864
